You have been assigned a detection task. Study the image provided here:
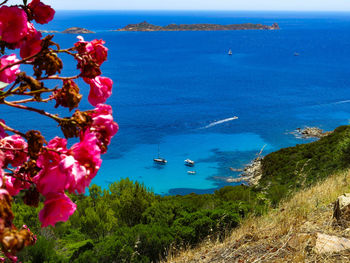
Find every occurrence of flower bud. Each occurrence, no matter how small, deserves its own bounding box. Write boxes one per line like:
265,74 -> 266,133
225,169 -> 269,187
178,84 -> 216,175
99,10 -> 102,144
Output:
54,80 -> 82,111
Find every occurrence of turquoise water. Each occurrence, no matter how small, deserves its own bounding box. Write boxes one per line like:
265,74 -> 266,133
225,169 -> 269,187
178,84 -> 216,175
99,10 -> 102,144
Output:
100,132 -> 270,194
4,11 -> 350,194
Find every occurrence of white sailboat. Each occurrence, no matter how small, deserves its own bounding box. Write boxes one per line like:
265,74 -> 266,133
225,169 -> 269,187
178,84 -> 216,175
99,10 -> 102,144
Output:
154,144 -> 167,164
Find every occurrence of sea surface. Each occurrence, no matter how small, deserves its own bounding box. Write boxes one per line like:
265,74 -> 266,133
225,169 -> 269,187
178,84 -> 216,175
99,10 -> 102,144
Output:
5,11 -> 350,195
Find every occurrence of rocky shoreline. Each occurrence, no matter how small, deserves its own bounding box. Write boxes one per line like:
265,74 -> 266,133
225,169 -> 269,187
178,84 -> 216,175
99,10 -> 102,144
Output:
293,127 -> 333,139
225,157 -> 263,186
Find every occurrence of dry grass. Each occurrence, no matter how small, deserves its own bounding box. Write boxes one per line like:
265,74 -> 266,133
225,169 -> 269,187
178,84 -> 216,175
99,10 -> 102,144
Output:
165,170 -> 350,263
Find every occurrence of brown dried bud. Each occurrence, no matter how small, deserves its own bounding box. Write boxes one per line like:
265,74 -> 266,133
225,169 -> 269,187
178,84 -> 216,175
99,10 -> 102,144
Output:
25,130 -> 46,160
54,80 -> 82,111
23,187 -> 40,208
59,111 -> 92,139
0,192 -> 13,229
33,51 -> 63,78
72,110 -> 92,127
77,54 -> 101,78
18,160 -> 40,178
16,72 -> 45,100
59,118 -> 79,139
1,227 -> 36,253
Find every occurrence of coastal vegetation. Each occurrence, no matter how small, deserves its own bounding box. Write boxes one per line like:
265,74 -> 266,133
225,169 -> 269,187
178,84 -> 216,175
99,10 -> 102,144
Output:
14,125 -> 350,262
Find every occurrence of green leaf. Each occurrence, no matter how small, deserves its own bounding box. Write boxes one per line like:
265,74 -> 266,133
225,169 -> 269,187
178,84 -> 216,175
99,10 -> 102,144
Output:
0,81 -> 8,90
23,0 -> 28,6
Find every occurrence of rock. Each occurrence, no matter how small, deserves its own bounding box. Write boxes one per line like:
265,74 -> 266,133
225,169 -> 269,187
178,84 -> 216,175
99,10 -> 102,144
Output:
288,233 -> 313,250
38,30 -> 59,34
294,127 -> 332,139
226,157 -> 263,186
333,193 -> 350,226
315,233 -> 350,254
61,27 -> 95,34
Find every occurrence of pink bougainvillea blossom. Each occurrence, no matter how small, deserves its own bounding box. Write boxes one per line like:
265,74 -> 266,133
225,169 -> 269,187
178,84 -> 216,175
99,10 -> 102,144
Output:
75,36 -> 108,65
28,0 -> 55,25
67,131 -> 102,193
90,104 -> 119,152
0,54 -> 20,84
0,6 -> 28,43
4,174 -> 30,196
38,192 -> 76,227
84,76 -> 113,106
1,135 -> 28,167
20,23 -> 42,59
34,137 -> 71,196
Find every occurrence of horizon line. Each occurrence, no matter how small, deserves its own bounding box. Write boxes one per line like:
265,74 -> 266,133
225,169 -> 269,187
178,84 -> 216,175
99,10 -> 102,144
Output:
53,9 -> 350,13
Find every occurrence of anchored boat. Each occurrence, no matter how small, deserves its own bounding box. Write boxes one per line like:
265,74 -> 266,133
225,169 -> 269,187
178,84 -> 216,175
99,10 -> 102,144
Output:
184,159 -> 195,167
154,144 -> 167,164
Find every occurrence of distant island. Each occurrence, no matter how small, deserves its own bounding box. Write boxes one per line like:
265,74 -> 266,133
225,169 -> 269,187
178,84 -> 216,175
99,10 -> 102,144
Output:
39,27 -> 95,34
115,21 -> 280,32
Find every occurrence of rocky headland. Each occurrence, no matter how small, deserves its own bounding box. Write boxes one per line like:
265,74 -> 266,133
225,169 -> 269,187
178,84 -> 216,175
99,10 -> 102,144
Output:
115,21 -> 280,32
293,127 -> 333,139
39,27 -> 95,34
61,27 -> 95,34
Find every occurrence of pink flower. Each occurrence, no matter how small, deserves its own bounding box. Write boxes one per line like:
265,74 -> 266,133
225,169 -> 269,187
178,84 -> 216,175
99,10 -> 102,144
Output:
28,0 -> 55,25
1,135 -> 28,167
90,104 -> 118,153
0,54 -> 20,84
0,6 -> 28,43
67,131 -> 102,193
75,36 -> 108,65
84,76 -> 113,106
34,137 -> 71,196
39,192 -> 76,227
20,23 -> 42,59
4,175 -> 30,196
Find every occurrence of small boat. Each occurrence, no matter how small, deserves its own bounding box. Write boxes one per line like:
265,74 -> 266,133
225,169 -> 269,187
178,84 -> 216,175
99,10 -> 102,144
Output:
154,144 -> 167,164
187,171 -> 196,175
154,158 -> 167,164
294,52 -> 300,56
184,159 -> 195,167
228,49 -> 233,55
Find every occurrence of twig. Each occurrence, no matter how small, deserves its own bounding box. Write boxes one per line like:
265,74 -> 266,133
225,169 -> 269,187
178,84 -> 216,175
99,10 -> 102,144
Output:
0,121 -> 26,138
38,74 -> 80,80
0,0 -> 9,6
8,96 -> 54,104
3,100 -> 62,122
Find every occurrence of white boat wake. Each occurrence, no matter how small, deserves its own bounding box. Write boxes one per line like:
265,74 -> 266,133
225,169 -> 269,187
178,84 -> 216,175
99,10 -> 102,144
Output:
334,100 -> 350,105
201,116 -> 238,129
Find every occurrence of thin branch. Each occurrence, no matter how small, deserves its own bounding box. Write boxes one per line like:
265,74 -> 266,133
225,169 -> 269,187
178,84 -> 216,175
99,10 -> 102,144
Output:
3,100 -> 62,122
21,86 -> 58,95
8,96 -> 54,104
0,121 -> 26,138
0,53 -> 39,73
0,0 -> 9,6
56,49 -> 76,56
38,75 -> 80,81
4,171 -> 34,185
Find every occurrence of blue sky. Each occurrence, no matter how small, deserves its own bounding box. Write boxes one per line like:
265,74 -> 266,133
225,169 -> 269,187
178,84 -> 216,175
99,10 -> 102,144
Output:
16,0 -> 350,11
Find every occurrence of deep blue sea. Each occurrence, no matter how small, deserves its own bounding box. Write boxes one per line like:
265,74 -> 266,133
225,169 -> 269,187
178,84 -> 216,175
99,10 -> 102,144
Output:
5,11 -> 350,195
